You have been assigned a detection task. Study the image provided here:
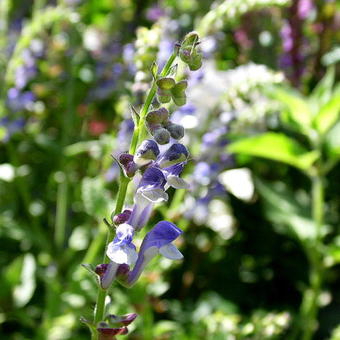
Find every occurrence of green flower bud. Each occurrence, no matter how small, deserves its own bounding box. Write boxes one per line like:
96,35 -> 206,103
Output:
188,53 -> 202,71
156,77 -> 176,90
157,88 -> 171,103
171,80 -> 187,107
146,107 -> 169,124
182,31 -> 200,48
172,96 -> 186,106
179,31 -> 202,71
153,127 -> 170,145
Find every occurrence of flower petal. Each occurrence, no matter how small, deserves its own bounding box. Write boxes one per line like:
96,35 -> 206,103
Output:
166,175 -> 190,189
140,188 -> 169,203
159,243 -> 184,260
106,243 -> 137,266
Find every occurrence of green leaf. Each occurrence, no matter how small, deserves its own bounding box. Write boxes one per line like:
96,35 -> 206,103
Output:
130,106 -> 140,126
255,179 -> 328,242
227,132 -> 318,170
310,66 -> 335,109
150,61 -> 158,80
313,92 -> 340,134
269,87 -> 312,131
325,121 -> 340,160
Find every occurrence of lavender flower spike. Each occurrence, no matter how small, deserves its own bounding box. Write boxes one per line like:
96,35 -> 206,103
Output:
128,221 -> 183,285
106,224 -> 138,266
128,167 -> 168,230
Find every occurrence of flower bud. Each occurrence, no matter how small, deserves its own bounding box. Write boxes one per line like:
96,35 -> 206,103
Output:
95,263 -> 109,276
179,32 -> 202,71
125,162 -> 138,177
153,127 -> 171,145
157,88 -> 171,103
134,139 -> 160,166
165,122 -> 185,140
171,80 -> 187,106
146,107 -> 169,124
188,52 -> 202,71
112,209 -> 132,225
156,77 -> 176,90
119,153 -> 134,166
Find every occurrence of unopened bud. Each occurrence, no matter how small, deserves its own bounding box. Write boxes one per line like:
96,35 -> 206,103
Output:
156,77 -> 176,90
153,127 -> 171,145
119,153 -> 134,166
112,209 -> 132,225
171,80 -> 187,106
125,162 -> 138,177
165,122 -> 185,140
157,88 -> 171,103
146,107 -> 169,124
179,32 -> 202,71
134,139 -> 160,166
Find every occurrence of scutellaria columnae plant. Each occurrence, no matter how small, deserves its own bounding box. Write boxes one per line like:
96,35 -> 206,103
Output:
81,32 -> 202,340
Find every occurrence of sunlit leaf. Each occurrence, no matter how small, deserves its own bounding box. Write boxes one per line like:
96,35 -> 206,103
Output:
227,132 -> 318,170
268,87 -> 312,132
313,93 -> 340,134
325,121 -> 340,159
310,66 -> 335,109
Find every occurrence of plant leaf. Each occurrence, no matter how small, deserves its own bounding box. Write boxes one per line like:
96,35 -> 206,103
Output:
313,92 -> 340,135
227,132 -> 318,170
310,66 -> 335,109
269,87 -> 312,131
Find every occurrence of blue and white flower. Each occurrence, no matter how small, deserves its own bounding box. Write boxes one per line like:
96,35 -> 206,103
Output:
128,221 -> 183,285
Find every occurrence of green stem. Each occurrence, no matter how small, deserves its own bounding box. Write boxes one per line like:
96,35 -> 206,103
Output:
92,176 -> 129,328
91,50 -> 178,339
129,50 -> 177,155
300,174 -> 324,340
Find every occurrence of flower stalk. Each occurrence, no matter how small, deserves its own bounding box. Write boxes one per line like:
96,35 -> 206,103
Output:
91,42 -> 186,339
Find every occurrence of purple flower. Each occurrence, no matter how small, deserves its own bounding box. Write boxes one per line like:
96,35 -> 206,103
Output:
162,162 -> 189,189
106,224 -> 137,266
193,161 -> 219,185
146,5 -> 165,22
0,117 -> 25,142
128,167 -> 168,230
96,262 -> 119,290
128,221 -> 183,285
202,127 -> 227,149
117,119 -> 134,151
298,0 -> 313,19
157,39 -> 175,68
157,143 -> 189,168
7,88 -> 35,112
